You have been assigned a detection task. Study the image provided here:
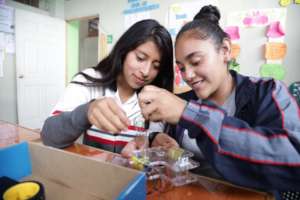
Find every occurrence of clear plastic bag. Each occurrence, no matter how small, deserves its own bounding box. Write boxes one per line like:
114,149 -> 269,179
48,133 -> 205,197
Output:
130,146 -> 200,187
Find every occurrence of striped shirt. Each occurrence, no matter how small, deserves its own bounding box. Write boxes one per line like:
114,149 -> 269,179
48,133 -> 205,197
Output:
51,68 -> 163,152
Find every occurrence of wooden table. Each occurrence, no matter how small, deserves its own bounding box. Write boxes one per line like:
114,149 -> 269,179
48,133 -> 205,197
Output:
0,121 -> 274,200
0,121 -> 40,145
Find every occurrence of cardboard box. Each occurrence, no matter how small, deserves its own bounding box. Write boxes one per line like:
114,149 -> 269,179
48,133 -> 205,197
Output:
0,142 -> 146,200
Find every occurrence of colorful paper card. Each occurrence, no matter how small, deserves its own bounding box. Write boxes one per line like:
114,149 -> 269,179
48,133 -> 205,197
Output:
267,21 -> 285,38
260,63 -> 285,80
227,8 -> 286,28
265,42 -> 287,59
167,1 -> 219,38
243,11 -> 268,26
174,64 -> 187,86
230,43 -> 241,59
279,0 -> 291,6
228,59 -> 240,72
224,26 -> 240,40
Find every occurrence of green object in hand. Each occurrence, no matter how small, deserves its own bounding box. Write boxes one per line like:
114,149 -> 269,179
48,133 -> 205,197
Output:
131,155 -> 149,170
167,147 -> 184,160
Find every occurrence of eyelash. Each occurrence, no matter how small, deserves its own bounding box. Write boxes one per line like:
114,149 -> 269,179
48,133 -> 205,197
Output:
153,64 -> 160,70
178,65 -> 185,73
191,60 -> 201,66
136,54 -> 160,70
136,55 -> 145,62
178,61 -> 200,73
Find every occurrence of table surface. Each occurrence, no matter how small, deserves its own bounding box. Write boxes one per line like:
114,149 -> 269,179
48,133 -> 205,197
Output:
0,121 -> 274,200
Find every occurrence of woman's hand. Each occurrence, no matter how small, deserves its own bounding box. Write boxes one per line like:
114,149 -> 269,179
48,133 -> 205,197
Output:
121,137 -> 148,158
121,133 -> 179,158
138,85 -> 187,124
87,97 -> 130,133
151,133 -> 179,149
121,140 -> 138,158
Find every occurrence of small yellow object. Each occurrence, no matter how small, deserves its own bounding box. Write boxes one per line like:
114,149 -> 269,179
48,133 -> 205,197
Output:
279,0 -> 291,6
295,0 -> 300,4
3,182 -> 40,200
131,155 -> 149,170
168,147 -> 184,160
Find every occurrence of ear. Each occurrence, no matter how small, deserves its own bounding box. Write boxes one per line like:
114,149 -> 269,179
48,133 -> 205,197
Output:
220,38 -> 231,63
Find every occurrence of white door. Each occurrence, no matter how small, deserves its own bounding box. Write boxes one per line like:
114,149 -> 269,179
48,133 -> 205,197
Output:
15,9 -> 66,129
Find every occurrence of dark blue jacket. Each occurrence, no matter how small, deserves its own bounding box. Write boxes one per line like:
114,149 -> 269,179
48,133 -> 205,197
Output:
168,70 -> 300,192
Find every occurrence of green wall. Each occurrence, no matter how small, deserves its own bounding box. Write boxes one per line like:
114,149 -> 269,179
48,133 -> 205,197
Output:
67,20 -> 80,83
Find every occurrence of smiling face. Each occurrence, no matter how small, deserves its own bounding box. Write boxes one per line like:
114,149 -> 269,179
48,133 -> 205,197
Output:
175,33 -> 230,101
119,40 -> 161,93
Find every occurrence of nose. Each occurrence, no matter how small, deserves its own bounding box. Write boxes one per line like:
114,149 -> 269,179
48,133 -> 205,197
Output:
184,66 -> 195,82
140,62 -> 151,78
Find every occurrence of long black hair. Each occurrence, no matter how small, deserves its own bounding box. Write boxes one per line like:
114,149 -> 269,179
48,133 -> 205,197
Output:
73,19 -> 174,92
176,5 -> 228,51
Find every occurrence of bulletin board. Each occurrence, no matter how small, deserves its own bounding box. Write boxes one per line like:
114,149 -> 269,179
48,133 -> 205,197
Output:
226,8 -> 287,80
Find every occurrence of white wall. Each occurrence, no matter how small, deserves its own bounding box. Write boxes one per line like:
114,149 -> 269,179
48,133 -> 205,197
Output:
0,0 -> 64,124
65,0 -> 127,42
0,1 -> 50,123
65,0 -> 300,85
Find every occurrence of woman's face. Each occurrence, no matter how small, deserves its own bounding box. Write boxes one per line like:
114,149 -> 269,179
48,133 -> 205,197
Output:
175,34 -> 230,100
121,40 -> 161,90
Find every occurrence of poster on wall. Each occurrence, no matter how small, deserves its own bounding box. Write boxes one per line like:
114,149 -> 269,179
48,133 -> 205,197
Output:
166,0 -> 219,38
227,8 -> 286,28
88,17 -> 99,37
0,5 -> 14,33
124,11 -> 150,29
123,0 -> 159,29
226,8 -> 287,80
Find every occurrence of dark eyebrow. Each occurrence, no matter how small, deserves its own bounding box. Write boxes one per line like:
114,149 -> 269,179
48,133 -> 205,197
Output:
186,51 -> 202,60
175,60 -> 182,65
136,49 -> 161,64
135,50 -> 148,57
176,51 -> 203,65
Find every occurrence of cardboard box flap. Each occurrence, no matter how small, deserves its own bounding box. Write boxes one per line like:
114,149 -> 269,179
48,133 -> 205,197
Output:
1,142 -> 146,200
28,142 -> 145,200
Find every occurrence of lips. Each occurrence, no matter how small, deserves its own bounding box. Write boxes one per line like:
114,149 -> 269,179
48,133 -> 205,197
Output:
133,74 -> 146,85
191,79 -> 205,90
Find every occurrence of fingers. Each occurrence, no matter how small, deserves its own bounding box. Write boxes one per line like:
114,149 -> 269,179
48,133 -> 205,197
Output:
87,98 -> 130,133
142,85 -> 162,92
106,99 -> 131,126
121,141 -> 138,158
163,138 -> 179,149
138,88 -> 162,121
139,86 -> 187,124
93,109 -> 123,133
138,91 -> 155,109
138,85 -> 163,108
139,102 -> 158,121
151,133 -> 179,149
